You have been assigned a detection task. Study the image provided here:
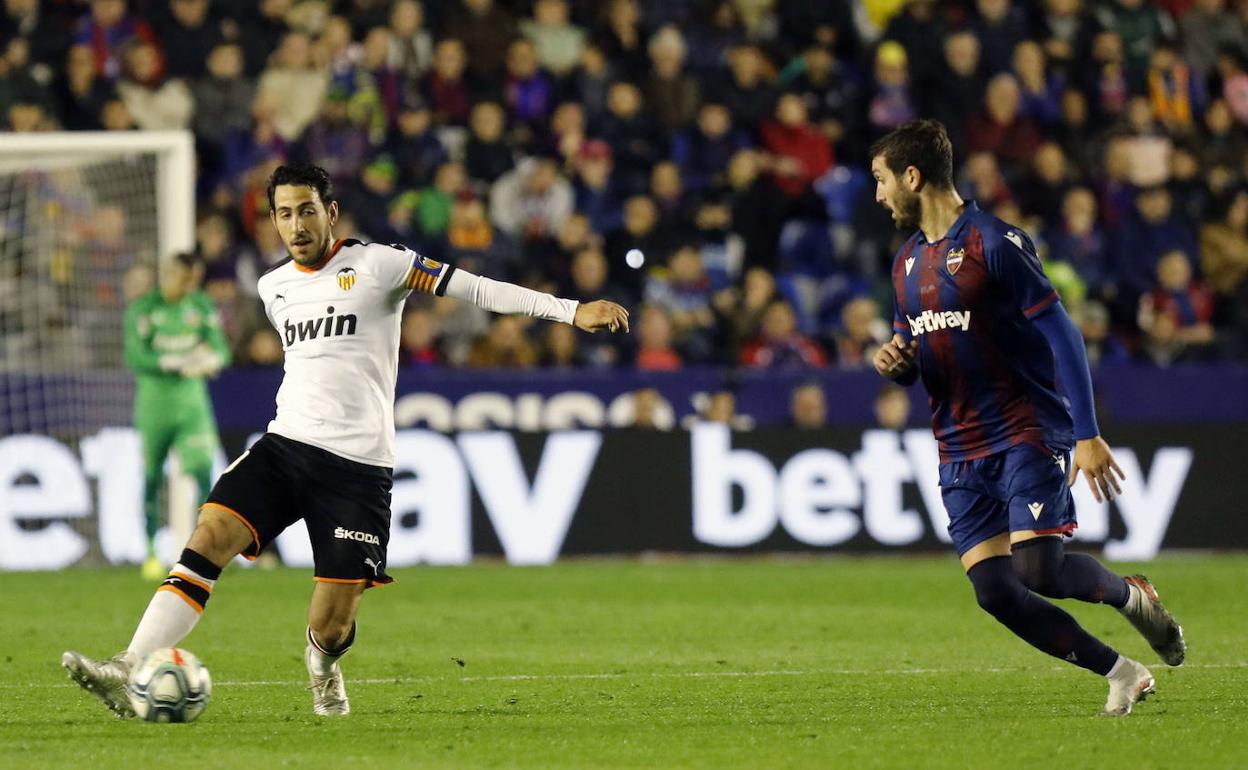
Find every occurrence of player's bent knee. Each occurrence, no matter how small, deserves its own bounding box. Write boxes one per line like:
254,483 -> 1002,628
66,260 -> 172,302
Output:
186,507 -> 254,567
967,558 -> 1027,619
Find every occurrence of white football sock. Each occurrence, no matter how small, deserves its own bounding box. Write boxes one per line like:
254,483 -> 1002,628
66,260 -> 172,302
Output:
126,561 -> 217,665
306,626 -> 353,675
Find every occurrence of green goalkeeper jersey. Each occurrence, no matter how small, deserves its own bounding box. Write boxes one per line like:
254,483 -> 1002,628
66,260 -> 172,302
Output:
123,288 -> 231,401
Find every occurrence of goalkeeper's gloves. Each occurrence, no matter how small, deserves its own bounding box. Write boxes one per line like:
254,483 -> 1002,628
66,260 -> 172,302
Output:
178,345 -> 225,379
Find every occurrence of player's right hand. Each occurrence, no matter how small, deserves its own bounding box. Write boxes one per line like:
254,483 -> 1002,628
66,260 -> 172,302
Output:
574,300 -> 630,333
873,334 -> 918,379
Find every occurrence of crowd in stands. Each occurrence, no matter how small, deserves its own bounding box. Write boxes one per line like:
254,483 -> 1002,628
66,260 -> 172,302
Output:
3,0 -> 1247,372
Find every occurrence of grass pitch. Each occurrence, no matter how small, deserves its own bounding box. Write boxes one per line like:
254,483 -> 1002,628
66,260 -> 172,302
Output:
1,554 -> 1245,769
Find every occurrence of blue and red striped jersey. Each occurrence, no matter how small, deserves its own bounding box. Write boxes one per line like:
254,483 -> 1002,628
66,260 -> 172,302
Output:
891,201 -> 1073,463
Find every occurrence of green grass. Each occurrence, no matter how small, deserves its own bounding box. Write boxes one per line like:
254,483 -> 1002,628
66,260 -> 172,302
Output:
1,555 -> 1245,769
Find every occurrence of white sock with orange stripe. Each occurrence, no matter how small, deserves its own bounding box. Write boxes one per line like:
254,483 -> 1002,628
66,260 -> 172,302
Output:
125,548 -> 222,665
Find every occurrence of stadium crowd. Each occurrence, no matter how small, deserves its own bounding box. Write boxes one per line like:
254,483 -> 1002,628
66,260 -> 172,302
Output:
3,0 -> 1248,371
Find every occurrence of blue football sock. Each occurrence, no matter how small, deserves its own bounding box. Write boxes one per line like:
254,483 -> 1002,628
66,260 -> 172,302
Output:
967,556 -> 1120,676
1011,537 -> 1130,608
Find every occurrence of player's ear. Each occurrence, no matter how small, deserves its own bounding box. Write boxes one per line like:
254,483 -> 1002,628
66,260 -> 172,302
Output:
327,200 -> 339,227
906,166 -> 924,192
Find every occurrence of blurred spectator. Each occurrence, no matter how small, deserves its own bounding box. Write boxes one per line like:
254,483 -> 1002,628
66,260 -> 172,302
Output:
1138,249 -> 1216,358
74,0 -> 160,81
442,0 -> 516,83
1017,143 -> 1073,227
709,43 -> 776,135
387,0 -> 433,81
596,80 -> 662,193
466,315 -> 537,368
386,91 -> 447,188
761,93 -> 833,199
867,41 -> 916,138
255,31 -> 328,141
780,45 -> 859,157
702,389 -> 736,424
520,0 -> 584,78
548,100 -> 587,164
192,43 -> 254,186
464,101 -> 515,184
606,195 -> 673,292
973,0 -> 1028,75
489,155 -> 573,242
671,101 -> 750,192
400,305 -> 442,367
1031,0 -> 1100,80
1079,300 -> 1130,367
789,381 -> 827,429
1181,0 -> 1246,83
538,322 -> 582,368
873,382 -> 912,430
644,245 -> 716,360
237,0 -> 293,77
341,154 -> 406,243
882,0 -> 945,96
566,247 -> 630,306
1045,187 -> 1110,298
595,0 -> 647,82
645,25 -> 700,133
1147,41 -> 1205,136
300,86 -> 372,186
1012,40 -> 1063,128
53,44 -> 116,130
421,38 -> 471,126
153,0 -> 220,80
573,139 -> 624,235
634,303 -> 682,371
1110,186 -> 1199,304
0,0 -> 68,68
1093,0 -> 1174,87
715,266 -> 776,361
1200,99 -> 1245,171
116,40 -> 192,131
439,191 -> 520,279
833,296 -> 887,369
503,38 -> 554,129
930,30 -> 986,157
1082,30 -> 1130,127
726,150 -> 786,272
239,328 -> 284,367
740,299 -> 827,368
966,73 -> 1042,173
569,43 -> 611,121
1200,188 -> 1248,296
649,161 -> 693,236
411,160 -> 467,239
628,386 -> 665,430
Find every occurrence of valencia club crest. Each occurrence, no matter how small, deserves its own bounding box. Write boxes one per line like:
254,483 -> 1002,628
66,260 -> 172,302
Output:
337,267 -> 357,291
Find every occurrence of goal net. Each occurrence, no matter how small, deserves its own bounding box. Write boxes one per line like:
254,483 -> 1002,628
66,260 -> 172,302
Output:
0,131 -> 195,569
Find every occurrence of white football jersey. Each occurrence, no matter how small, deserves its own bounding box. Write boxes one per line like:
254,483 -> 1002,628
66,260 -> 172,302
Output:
257,238 -> 450,467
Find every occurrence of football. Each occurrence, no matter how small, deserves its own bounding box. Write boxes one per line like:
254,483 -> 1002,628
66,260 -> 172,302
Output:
127,647 -> 212,723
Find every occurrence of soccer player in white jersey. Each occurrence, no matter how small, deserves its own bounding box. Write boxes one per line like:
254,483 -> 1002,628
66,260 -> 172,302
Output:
62,163 -> 630,717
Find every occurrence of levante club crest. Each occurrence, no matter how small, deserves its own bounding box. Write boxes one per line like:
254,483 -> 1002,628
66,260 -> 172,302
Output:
337,267 -> 357,291
945,248 -> 965,275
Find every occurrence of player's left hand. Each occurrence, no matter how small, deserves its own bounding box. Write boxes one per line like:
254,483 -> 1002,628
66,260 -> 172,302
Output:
574,300 -> 630,333
1070,436 -> 1125,503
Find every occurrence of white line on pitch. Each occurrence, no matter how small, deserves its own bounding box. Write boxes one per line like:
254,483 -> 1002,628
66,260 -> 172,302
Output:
10,662 -> 1246,690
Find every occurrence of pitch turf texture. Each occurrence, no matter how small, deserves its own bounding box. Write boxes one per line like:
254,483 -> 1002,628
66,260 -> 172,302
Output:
2,555 -> 1246,769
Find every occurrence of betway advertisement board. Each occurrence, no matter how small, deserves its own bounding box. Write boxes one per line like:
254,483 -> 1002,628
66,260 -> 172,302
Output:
0,424 -> 1238,570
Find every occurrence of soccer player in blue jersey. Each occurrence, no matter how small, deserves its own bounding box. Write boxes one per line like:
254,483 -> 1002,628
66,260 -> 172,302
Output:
869,120 -> 1185,716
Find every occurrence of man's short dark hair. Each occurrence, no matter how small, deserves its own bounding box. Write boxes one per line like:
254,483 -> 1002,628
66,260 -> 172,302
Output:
869,119 -> 955,191
171,251 -> 202,271
266,163 -> 335,211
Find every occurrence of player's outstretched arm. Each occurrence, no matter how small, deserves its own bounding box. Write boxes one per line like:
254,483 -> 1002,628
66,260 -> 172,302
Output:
441,267 -> 628,332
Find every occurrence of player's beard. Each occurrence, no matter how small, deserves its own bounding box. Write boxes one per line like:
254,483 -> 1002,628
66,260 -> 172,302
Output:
289,235 -> 328,266
891,190 -> 921,230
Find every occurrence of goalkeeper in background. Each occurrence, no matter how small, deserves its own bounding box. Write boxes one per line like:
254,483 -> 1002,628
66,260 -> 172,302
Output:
124,252 -> 230,580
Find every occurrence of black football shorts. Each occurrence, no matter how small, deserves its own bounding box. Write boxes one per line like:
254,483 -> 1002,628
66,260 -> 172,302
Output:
205,433 -> 394,587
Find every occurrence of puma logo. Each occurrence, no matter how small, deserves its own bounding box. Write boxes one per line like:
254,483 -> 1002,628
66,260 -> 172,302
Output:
364,557 -> 381,576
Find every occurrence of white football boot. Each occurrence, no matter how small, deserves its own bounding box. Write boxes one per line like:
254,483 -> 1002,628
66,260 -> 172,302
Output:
1103,656 -> 1156,716
61,651 -> 135,718
305,644 -> 350,716
1118,575 -> 1186,667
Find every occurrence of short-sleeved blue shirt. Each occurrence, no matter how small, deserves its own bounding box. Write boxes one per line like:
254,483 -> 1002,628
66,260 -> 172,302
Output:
891,201 -> 1074,463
